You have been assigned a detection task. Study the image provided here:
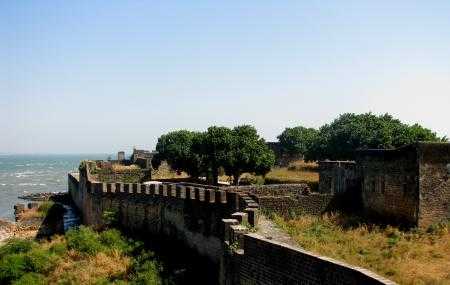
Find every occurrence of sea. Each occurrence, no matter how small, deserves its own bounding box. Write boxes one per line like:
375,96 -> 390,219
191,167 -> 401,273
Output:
0,154 -> 109,221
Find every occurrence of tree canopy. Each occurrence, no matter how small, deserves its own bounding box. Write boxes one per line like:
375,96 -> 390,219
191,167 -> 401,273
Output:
152,125 -> 275,185
151,130 -> 202,177
224,125 -> 275,185
304,113 -> 446,161
277,126 -> 318,157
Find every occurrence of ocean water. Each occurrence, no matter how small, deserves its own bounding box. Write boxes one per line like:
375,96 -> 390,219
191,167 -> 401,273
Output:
0,154 -> 108,221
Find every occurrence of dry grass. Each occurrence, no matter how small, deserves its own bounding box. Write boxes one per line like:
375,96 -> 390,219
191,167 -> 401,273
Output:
152,161 -> 189,180
48,249 -> 130,284
151,160 -> 319,186
265,167 -> 319,184
272,213 -> 450,285
111,163 -> 140,172
266,160 -> 319,184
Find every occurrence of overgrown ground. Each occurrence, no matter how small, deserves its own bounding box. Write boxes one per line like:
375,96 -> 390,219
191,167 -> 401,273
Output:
0,226 -> 169,285
152,160 -> 319,187
272,213 -> 450,285
265,160 -> 318,185
238,160 -> 319,189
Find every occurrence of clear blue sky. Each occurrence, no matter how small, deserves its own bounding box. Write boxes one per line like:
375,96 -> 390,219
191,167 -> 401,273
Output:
2,1 -> 450,154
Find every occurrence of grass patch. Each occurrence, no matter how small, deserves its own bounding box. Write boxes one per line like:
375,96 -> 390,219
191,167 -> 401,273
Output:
272,213 -> 450,285
152,161 -> 189,180
265,160 -> 318,185
232,160 -> 319,188
0,226 -> 168,284
37,201 -> 54,217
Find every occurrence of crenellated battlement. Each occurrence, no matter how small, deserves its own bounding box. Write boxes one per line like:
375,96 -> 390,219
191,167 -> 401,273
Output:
68,166 -> 393,285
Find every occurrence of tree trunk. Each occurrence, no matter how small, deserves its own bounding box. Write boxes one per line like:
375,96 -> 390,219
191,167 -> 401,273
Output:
233,173 -> 240,186
212,167 -> 219,186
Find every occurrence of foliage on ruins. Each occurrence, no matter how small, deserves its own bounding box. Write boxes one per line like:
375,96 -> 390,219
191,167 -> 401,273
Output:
152,125 -> 275,185
280,113 -> 446,161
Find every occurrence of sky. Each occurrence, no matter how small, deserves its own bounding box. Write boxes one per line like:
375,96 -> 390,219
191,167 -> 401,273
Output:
1,1 -> 450,154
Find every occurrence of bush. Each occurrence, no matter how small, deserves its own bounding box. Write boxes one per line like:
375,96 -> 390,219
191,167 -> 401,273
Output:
130,251 -> 163,285
102,209 -> 119,228
49,242 -> 67,256
0,254 -> 27,283
0,239 -> 35,258
99,229 -> 132,253
24,248 -> 57,273
66,226 -> 104,255
12,272 -> 46,285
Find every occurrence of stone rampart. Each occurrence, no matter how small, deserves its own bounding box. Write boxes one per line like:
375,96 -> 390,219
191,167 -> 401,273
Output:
69,164 -> 394,285
225,184 -> 336,217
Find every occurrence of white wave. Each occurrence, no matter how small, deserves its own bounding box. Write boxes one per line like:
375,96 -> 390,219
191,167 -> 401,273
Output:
19,183 -> 39,186
14,171 -> 36,178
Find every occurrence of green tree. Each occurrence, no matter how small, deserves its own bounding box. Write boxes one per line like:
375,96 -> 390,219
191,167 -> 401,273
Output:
151,130 -> 202,177
305,113 -> 445,161
192,126 -> 234,185
224,125 -> 275,185
277,126 -> 318,157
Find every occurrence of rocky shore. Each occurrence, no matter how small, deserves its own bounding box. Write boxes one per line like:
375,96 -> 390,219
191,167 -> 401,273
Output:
18,191 -> 67,201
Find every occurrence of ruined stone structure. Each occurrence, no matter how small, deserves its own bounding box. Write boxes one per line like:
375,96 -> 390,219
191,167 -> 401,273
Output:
131,148 -> 155,169
357,142 -> 450,228
117,151 -> 125,162
318,142 -> 450,228
69,163 -> 394,285
318,161 -> 359,194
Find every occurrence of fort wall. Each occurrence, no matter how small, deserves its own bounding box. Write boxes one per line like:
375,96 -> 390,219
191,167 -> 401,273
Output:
318,161 -> 359,194
357,146 -> 420,226
69,167 -> 393,285
417,143 -> 450,227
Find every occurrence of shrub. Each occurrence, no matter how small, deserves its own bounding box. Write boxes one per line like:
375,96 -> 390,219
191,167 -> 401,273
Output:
49,242 -> 67,256
0,239 -> 35,258
102,209 -> 119,228
12,272 -> 46,285
129,250 -> 164,285
99,229 -> 131,253
66,226 -> 104,255
24,248 -> 57,273
0,254 -> 27,283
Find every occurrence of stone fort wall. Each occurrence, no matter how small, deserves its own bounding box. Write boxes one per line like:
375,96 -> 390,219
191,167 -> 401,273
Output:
69,166 -> 393,285
417,143 -> 450,227
357,146 -> 419,226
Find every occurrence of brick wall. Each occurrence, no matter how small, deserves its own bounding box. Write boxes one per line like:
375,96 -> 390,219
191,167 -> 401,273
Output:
318,161 -> 359,194
418,143 -> 450,227
357,146 -> 419,226
225,184 -> 336,217
69,165 -> 395,285
223,233 -> 395,285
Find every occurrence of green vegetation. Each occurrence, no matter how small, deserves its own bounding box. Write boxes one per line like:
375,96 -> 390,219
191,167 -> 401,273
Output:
277,113 -> 446,161
236,160 -> 319,189
277,126 -> 318,157
152,125 -> 275,185
0,227 -> 168,285
79,160 -> 144,183
151,130 -> 203,178
271,213 -> 450,285
37,201 -> 54,217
